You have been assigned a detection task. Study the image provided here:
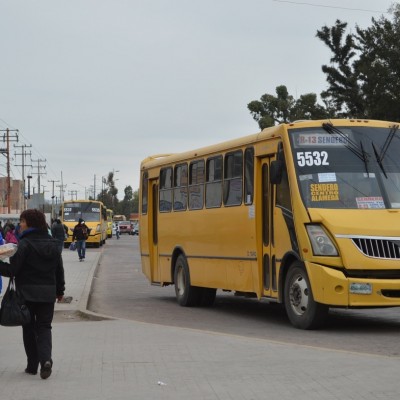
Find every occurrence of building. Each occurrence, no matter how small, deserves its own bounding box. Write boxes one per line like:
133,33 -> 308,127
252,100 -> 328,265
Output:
0,177 -> 24,214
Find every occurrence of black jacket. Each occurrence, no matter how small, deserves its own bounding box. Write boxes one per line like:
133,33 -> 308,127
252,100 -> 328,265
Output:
0,229 -> 65,302
51,221 -> 67,241
72,223 -> 90,241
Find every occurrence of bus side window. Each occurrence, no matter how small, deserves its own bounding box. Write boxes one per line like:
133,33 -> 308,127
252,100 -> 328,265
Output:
159,167 -> 173,212
141,171 -> 148,214
244,147 -> 254,205
275,153 -> 292,211
206,155 -> 223,208
174,163 -> 188,211
223,150 -> 243,206
189,160 -> 205,210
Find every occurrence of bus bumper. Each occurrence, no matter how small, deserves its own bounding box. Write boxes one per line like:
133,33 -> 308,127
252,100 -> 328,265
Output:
306,262 -> 400,307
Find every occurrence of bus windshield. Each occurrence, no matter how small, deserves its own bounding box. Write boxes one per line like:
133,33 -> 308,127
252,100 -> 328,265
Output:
63,201 -> 102,222
289,124 -> 400,209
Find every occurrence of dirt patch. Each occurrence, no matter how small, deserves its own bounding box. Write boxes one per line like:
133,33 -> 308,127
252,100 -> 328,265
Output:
53,310 -> 111,323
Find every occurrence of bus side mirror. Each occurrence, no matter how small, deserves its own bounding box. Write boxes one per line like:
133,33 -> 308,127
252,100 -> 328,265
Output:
270,160 -> 283,184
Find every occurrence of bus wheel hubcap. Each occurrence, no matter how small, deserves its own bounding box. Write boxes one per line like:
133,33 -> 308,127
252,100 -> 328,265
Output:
289,275 -> 309,316
177,267 -> 185,296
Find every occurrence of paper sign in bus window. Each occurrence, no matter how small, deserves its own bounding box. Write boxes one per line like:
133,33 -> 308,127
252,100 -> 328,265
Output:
310,183 -> 339,202
356,197 -> 385,209
318,173 -> 336,183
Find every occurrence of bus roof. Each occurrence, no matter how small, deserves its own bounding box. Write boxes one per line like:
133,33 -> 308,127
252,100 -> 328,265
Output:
140,119 -> 397,170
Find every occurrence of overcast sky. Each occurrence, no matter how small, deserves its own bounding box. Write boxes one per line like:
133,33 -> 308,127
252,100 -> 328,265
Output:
0,0 -> 394,201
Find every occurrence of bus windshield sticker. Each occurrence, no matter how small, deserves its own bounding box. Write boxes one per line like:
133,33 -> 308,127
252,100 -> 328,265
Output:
294,132 -> 351,148
299,174 -> 313,181
356,197 -> 385,209
318,173 -> 336,183
363,172 -> 375,178
310,183 -> 339,202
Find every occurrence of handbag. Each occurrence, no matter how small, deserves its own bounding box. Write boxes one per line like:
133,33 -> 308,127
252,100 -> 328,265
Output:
0,277 -> 31,326
69,242 -> 77,251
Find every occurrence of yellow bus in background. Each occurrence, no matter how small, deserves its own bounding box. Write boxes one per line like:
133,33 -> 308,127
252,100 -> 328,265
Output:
62,200 -> 107,248
139,119 -> 400,329
106,209 -> 114,238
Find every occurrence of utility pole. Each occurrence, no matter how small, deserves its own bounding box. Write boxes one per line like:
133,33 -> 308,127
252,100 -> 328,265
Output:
31,158 -> 47,193
56,171 -> 66,204
48,179 -> 60,220
14,143 -> 32,210
0,128 -> 19,213
68,190 -> 78,200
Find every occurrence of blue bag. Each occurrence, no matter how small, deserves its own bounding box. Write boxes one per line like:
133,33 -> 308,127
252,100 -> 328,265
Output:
69,242 -> 77,251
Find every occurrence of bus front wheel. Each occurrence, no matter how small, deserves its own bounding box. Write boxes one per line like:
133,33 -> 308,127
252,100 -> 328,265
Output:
174,255 -> 201,307
284,262 -> 328,330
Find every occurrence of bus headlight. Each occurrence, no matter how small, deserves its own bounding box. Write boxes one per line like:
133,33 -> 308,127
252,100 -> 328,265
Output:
306,224 -> 338,256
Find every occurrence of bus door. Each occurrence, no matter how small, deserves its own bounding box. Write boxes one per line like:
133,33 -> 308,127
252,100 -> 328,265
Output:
148,178 -> 160,283
261,156 -> 278,297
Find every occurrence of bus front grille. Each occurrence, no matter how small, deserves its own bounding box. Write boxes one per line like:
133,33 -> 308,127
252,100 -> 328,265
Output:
352,238 -> 400,259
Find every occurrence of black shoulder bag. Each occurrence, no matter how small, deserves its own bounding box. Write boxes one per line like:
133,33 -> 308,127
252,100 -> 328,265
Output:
0,277 -> 31,326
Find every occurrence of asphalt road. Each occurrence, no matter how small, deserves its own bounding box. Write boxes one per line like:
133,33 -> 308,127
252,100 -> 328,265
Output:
88,235 -> 400,358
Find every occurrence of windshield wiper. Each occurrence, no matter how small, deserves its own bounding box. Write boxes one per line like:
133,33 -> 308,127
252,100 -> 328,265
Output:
371,124 -> 399,179
372,142 -> 387,178
377,124 -> 399,162
322,122 -> 370,174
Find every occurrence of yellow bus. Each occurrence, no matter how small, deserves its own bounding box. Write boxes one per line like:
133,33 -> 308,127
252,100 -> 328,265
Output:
62,200 -> 107,248
106,208 -> 114,238
139,119 -> 400,329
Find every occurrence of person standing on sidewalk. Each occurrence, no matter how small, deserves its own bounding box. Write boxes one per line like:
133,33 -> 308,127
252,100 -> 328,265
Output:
5,223 -> 19,244
72,218 -> 90,261
51,218 -> 67,253
0,209 -> 65,379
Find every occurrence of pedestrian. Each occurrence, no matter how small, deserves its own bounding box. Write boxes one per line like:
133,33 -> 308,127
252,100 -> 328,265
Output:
5,223 -> 19,244
72,218 -> 90,261
0,209 -> 65,379
14,222 -> 21,239
116,223 -> 120,239
51,218 -> 66,253
0,231 -> 5,296
3,221 -> 11,237
0,220 -> 4,238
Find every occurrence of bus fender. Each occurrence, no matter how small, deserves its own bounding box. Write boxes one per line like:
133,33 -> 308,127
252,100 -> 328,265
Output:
171,246 -> 187,283
278,251 -> 301,303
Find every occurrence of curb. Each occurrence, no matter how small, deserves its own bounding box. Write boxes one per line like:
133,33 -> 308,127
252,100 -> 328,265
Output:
77,249 -> 115,321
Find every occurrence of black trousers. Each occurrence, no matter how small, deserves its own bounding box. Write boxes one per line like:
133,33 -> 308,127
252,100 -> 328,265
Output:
23,301 -> 55,371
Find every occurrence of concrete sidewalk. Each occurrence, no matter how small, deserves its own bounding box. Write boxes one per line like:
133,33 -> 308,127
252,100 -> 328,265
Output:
1,247 -> 400,399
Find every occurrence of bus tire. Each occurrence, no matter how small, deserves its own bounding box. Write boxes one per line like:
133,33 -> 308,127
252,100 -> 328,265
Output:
200,288 -> 217,307
174,255 -> 201,307
284,262 -> 328,330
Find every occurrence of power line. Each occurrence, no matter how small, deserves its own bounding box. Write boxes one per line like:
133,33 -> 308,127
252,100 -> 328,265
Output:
272,0 -> 387,13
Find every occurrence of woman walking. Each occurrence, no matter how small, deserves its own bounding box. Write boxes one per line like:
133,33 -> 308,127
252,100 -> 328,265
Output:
0,209 -> 65,379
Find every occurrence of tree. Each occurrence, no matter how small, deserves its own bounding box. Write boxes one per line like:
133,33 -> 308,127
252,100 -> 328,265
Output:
316,20 -> 364,117
96,171 -> 119,210
317,5 -> 400,120
248,85 -> 329,129
116,185 -> 138,219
